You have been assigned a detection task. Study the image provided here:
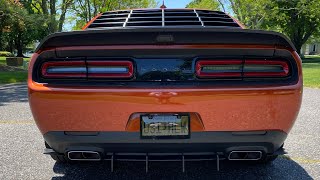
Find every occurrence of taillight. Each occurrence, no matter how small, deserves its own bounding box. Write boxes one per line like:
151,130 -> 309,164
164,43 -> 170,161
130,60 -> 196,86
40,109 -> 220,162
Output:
243,60 -> 289,77
87,61 -> 133,78
40,60 -> 134,79
196,59 -> 290,79
41,61 -> 86,78
196,60 -> 242,78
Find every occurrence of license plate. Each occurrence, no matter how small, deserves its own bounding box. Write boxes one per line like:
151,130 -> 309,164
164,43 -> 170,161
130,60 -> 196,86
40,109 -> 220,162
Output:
140,113 -> 190,139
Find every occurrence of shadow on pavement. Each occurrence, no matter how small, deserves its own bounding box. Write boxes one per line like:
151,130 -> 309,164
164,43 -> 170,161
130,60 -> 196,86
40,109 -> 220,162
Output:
52,157 -> 312,180
0,83 -> 28,106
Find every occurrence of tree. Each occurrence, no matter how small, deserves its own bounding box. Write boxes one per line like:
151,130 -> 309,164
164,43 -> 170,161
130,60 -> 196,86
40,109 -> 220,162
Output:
186,0 -> 320,54
0,0 -> 12,50
186,0 -> 220,10
71,0 -> 158,30
21,0 -> 74,33
186,0 -> 269,29
10,7 -> 44,56
217,0 -> 272,29
266,0 -> 320,54
226,0 -> 320,54
1,0 -> 47,56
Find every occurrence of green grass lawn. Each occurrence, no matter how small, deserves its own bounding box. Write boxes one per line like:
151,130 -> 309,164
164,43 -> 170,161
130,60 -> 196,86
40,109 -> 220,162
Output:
302,55 -> 320,88
0,56 -> 7,65
0,56 -> 30,65
0,71 -> 28,84
0,56 -> 29,84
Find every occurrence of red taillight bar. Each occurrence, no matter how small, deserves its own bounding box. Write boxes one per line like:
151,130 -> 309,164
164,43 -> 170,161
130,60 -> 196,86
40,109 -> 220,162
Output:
196,60 -> 242,78
243,60 -> 289,77
41,61 -> 86,78
41,60 -> 134,79
87,61 -> 133,78
196,59 -> 290,78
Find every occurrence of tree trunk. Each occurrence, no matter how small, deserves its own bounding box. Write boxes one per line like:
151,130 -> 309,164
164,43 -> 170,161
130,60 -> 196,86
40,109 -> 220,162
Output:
8,39 -> 14,53
0,32 -> 3,50
291,36 -> 303,55
58,14 -> 66,32
16,45 -> 24,57
291,25 -> 315,55
93,0 -> 97,16
87,0 -> 91,20
41,0 -> 48,14
294,43 -> 302,55
15,32 -> 24,57
49,0 -> 57,33
58,0 -> 73,31
58,0 -> 67,32
217,0 -> 226,12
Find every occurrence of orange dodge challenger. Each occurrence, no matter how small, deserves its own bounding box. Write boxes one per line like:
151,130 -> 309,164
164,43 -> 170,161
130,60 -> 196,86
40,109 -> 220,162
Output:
28,8 -> 302,170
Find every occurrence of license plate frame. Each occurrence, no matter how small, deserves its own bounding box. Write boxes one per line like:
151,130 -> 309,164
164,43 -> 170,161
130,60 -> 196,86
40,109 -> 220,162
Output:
140,113 -> 190,139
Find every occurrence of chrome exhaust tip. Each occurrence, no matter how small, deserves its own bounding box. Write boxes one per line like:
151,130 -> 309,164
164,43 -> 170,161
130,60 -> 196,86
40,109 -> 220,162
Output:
228,151 -> 262,160
67,151 -> 101,161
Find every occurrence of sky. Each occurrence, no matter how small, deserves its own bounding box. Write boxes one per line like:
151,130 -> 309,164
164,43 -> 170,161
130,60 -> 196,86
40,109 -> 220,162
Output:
156,0 -> 191,8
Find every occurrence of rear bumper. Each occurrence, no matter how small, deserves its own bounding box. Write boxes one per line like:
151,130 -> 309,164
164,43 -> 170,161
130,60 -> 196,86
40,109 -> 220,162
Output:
44,130 -> 286,155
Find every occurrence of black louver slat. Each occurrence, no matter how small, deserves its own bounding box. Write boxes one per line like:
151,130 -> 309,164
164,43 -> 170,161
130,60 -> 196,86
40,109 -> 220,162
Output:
86,9 -> 241,29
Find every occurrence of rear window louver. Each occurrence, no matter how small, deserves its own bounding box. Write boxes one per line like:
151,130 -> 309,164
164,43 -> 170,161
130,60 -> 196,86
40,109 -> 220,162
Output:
86,9 -> 241,29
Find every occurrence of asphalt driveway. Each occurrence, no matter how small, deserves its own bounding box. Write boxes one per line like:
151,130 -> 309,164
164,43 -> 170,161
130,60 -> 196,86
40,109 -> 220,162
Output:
0,83 -> 319,179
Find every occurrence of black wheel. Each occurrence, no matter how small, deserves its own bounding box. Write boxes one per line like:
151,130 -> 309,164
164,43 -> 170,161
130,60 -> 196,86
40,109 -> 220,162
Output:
45,142 -> 69,163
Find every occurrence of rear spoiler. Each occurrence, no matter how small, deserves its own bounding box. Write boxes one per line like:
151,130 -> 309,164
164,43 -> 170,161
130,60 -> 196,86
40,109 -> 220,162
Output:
36,28 -> 296,52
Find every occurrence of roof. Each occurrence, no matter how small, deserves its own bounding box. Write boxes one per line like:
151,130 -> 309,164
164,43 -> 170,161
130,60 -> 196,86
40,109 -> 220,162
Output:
85,8 -> 242,30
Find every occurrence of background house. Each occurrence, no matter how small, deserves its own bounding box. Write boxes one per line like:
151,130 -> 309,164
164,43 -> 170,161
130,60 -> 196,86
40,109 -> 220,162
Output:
301,43 -> 320,55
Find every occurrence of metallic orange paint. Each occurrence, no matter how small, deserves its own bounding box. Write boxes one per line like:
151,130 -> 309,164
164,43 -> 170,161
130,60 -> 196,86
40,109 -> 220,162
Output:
28,45 -> 303,135
82,13 -> 102,30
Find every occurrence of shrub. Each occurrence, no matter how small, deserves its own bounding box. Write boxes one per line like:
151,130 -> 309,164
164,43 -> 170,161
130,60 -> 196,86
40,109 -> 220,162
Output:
0,51 -> 14,57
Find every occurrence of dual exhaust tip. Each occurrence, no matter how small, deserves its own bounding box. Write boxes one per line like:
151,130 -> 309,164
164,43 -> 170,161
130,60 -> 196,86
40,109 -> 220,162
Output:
67,150 -> 263,161
228,151 -> 262,160
67,151 -> 101,161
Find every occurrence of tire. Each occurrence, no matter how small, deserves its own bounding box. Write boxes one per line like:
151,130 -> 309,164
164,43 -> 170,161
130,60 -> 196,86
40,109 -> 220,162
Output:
45,142 -> 69,163
258,144 -> 282,164
50,154 -> 69,163
258,155 -> 278,164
